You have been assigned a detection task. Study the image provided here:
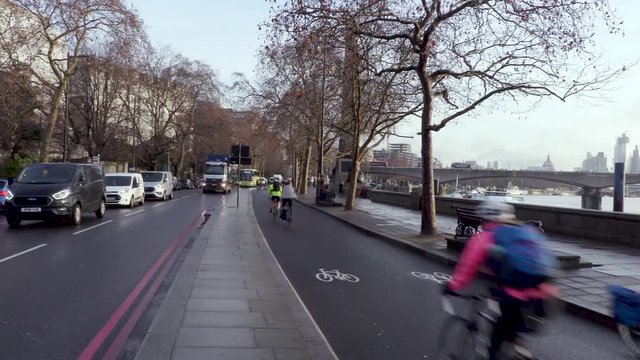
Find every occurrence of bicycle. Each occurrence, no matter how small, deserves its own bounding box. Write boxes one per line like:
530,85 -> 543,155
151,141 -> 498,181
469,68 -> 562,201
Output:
281,199 -> 293,226
609,284 -> 640,358
270,198 -> 280,221
438,293 -> 539,360
439,293 -> 498,360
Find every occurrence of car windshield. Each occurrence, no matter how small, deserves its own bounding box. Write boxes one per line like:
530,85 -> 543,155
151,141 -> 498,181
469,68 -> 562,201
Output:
239,171 -> 253,181
17,164 -> 76,184
105,176 -> 132,187
0,180 -> 6,188
142,172 -> 163,182
204,164 -> 225,175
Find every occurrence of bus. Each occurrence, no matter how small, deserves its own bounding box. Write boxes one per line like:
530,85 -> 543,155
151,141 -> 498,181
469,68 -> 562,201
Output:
238,169 -> 261,187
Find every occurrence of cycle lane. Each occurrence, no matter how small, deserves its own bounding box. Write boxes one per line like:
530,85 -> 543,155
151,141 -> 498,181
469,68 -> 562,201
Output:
254,195 -> 627,360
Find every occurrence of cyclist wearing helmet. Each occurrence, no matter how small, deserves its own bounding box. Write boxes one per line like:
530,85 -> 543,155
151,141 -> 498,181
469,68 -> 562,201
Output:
280,178 -> 297,221
443,200 -> 558,360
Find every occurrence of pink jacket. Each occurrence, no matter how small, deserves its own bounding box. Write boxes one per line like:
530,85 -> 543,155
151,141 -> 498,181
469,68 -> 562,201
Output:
448,223 -> 558,301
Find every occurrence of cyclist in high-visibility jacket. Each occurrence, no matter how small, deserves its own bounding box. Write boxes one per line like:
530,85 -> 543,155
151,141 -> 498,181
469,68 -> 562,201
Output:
267,180 -> 283,214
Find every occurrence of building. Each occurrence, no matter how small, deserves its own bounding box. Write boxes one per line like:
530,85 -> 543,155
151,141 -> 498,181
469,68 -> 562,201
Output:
614,133 -> 630,164
527,155 -> 556,172
388,143 -> 412,153
629,146 -> 640,174
486,160 -> 500,170
581,152 -> 608,173
373,144 -> 419,168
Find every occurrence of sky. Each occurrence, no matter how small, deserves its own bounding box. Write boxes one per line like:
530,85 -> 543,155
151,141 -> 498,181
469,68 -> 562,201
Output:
133,0 -> 640,171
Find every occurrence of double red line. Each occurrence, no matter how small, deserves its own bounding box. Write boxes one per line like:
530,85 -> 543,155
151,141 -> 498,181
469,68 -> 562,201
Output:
77,211 -> 205,360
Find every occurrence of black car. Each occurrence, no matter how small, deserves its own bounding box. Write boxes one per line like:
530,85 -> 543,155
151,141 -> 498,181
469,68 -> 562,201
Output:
4,163 -> 106,228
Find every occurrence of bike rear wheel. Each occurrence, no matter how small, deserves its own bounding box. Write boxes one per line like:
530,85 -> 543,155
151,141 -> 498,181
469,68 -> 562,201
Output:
619,324 -> 640,357
438,315 -> 477,360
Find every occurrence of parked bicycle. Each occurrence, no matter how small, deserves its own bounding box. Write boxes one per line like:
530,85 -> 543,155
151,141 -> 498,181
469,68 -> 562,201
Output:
609,284 -> 640,358
439,293 -> 540,360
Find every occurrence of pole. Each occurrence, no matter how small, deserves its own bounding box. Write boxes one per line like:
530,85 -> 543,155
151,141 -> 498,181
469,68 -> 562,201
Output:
63,80 -> 69,162
315,55 -> 327,203
237,144 -> 241,208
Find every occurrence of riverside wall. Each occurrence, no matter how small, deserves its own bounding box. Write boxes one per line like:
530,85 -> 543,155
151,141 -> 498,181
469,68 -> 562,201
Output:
367,189 -> 640,247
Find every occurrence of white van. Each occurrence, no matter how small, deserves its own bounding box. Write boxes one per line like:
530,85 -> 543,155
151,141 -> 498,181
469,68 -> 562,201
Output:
105,173 -> 145,208
141,171 -> 174,201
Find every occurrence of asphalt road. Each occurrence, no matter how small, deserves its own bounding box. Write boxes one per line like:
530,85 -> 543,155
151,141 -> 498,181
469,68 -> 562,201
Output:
254,194 -> 629,360
0,188 -> 226,360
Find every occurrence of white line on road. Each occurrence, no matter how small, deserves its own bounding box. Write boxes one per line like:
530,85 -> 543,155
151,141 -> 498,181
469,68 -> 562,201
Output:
124,209 -> 145,217
0,244 -> 47,264
73,220 -> 114,235
152,203 -> 165,208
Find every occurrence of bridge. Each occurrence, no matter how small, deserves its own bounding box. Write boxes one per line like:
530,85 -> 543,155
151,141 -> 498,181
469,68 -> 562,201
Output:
364,167 -> 640,210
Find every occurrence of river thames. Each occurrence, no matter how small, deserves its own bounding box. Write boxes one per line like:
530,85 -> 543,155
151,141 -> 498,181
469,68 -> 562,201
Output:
517,195 -> 640,214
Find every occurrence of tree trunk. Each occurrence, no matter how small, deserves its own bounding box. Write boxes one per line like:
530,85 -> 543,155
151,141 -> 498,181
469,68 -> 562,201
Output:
300,141 -> 311,195
345,151 -> 360,210
176,141 -> 185,178
39,83 -> 66,162
418,54 -> 437,235
315,137 -> 322,201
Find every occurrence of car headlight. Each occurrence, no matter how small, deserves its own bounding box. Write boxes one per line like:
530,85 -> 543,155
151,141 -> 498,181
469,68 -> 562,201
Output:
5,190 -> 14,201
52,189 -> 71,200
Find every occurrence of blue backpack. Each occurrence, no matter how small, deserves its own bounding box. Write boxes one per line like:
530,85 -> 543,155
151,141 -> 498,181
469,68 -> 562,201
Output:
489,224 -> 556,289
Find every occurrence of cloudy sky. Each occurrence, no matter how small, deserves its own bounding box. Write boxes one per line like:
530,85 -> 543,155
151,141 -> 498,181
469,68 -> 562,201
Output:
134,0 -> 640,171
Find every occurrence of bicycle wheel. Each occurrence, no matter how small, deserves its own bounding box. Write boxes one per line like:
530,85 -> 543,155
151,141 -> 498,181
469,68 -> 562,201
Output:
342,273 -> 360,282
438,315 -> 477,360
315,272 -> 334,282
619,324 -> 640,357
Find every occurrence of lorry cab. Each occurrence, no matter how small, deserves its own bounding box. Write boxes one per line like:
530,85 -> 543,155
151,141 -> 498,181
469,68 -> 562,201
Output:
202,161 -> 230,194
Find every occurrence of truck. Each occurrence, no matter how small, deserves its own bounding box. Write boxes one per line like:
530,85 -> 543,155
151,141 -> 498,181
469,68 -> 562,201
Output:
202,160 -> 231,194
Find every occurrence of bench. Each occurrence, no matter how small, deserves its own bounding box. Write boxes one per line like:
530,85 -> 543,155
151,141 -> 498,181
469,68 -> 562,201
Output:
454,207 -> 546,239
454,207 -> 483,239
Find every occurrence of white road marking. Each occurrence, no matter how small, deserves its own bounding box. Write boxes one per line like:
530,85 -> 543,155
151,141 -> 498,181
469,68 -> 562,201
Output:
124,209 -> 145,217
152,203 -> 165,208
72,220 -> 114,235
0,244 -> 47,264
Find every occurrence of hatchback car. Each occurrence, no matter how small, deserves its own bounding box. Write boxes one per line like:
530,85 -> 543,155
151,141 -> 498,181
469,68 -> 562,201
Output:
4,163 -> 106,227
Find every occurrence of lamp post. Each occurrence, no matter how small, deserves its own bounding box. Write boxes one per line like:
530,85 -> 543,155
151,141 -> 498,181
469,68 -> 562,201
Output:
63,80 -> 69,162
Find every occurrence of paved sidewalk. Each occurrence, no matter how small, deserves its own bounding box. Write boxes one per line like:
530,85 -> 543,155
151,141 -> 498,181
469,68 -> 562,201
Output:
135,190 -> 336,360
297,193 -> 640,324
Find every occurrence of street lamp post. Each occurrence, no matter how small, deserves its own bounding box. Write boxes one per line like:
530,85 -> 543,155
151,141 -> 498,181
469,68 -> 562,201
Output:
63,80 -> 69,162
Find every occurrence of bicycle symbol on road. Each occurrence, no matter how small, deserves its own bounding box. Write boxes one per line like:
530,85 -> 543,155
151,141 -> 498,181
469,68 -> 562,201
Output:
411,271 -> 452,284
315,268 -> 360,283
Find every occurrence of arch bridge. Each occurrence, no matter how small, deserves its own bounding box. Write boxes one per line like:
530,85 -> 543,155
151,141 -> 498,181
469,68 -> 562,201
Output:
364,167 -> 640,210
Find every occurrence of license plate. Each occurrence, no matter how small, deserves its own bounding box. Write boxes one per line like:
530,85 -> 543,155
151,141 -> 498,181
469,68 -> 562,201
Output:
107,196 -> 116,200
21,207 -> 41,213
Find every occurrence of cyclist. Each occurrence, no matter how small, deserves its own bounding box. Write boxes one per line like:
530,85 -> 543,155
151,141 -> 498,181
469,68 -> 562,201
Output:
442,200 -> 558,360
280,178 -> 297,222
267,178 -> 283,214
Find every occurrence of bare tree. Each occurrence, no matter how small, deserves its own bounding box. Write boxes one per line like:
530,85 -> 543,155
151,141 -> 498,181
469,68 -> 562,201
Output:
272,0 -> 626,234
0,68 -> 41,157
267,2 -> 422,209
6,0 -> 141,162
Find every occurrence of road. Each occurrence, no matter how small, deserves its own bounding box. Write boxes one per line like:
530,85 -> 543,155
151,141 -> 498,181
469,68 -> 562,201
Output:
0,188 -> 226,360
253,194 -> 628,360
